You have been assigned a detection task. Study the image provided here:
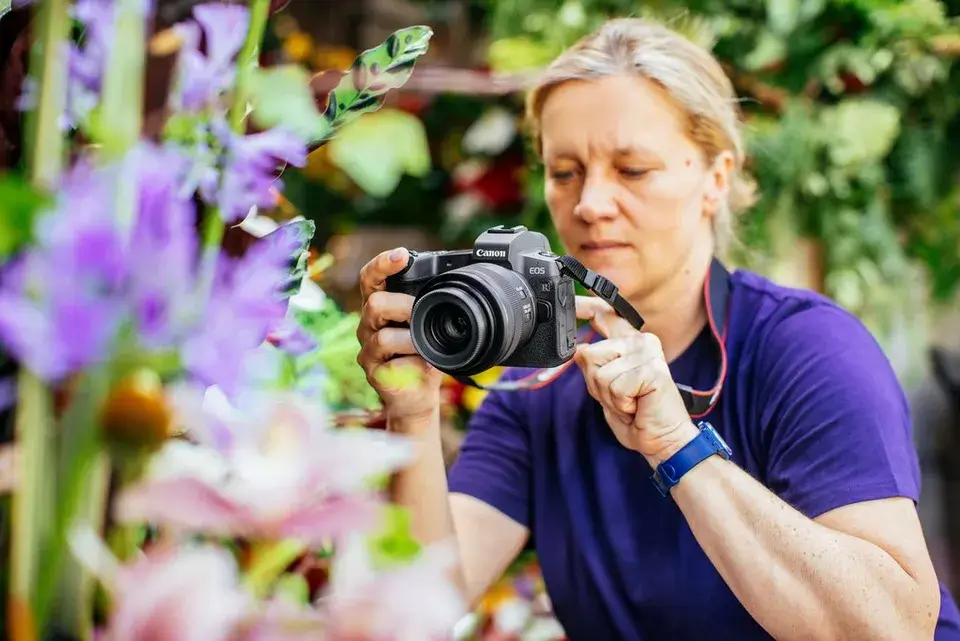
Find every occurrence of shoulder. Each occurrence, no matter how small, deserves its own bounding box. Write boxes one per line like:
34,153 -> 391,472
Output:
730,269 -> 894,380
726,272 -> 920,514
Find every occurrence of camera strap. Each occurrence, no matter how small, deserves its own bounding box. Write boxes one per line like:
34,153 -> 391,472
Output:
452,257 -> 731,419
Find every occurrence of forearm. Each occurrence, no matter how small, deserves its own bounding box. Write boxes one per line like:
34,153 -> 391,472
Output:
386,408 -> 466,593
671,455 -> 936,641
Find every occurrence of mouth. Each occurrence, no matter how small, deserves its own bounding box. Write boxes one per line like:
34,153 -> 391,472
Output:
580,241 -> 632,251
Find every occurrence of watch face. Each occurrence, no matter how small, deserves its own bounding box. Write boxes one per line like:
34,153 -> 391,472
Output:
700,422 -> 733,458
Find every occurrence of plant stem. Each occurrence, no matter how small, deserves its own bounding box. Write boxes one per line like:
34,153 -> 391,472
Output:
9,0 -> 71,638
197,0 -> 272,290
228,0 -> 271,135
52,453 -> 111,640
8,375 -> 55,641
23,0 -> 71,188
98,0 -> 147,241
98,0 -> 145,161
33,369 -> 112,638
107,454 -> 149,563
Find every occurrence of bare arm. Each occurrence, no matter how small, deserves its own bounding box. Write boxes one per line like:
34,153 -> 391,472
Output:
358,247 -> 530,608
663,435 -> 940,641
388,409 -> 529,607
576,298 -> 942,641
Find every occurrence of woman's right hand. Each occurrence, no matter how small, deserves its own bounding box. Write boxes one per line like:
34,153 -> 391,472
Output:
356,247 -> 443,425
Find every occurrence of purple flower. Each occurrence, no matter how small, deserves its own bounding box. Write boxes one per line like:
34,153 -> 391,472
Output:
126,145 -> 200,347
266,317 -> 318,357
63,0 -> 117,128
180,219 -> 309,394
199,122 -> 308,223
174,3 -> 250,110
0,143 -> 307,385
0,161 -> 129,380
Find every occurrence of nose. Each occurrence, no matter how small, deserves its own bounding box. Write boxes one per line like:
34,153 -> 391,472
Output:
575,174 -> 618,222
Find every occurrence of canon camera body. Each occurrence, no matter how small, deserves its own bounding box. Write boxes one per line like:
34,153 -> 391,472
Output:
385,225 -> 578,377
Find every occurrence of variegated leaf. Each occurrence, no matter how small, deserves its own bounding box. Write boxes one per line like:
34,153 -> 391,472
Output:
313,25 -> 433,145
256,218 -> 316,299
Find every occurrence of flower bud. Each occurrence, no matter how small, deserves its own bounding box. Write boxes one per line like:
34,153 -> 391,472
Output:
100,369 -> 173,448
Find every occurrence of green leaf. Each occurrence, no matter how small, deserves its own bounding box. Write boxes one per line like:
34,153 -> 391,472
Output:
373,361 -> 423,391
274,573 -> 311,605
259,218 -> 316,299
327,108 -> 431,197
248,65 -> 327,142
487,36 -> 559,72
820,99 -> 901,169
368,505 -> 422,569
0,175 -> 53,260
314,26 -> 433,146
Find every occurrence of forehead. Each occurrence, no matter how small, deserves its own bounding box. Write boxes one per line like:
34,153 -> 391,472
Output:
539,74 -> 691,159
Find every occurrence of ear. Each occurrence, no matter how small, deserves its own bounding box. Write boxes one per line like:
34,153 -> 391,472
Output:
702,151 -> 735,217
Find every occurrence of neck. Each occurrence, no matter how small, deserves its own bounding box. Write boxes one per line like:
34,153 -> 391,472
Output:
630,249 -> 713,363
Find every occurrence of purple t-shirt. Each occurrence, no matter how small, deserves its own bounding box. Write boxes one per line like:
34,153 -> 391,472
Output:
448,268 -> 960,640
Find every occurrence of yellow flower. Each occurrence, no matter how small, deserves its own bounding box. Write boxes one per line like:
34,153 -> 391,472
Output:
462,367 -> 505,413
283,32 -> 314,63
313,45 -> 357,72
477,581 -> 518,614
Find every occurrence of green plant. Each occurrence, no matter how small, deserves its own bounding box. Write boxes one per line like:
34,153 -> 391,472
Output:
483,0 -> 960,348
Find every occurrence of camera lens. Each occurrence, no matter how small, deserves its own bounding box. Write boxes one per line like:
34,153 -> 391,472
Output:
410,263 -> 536,376
428,303 -> 472,352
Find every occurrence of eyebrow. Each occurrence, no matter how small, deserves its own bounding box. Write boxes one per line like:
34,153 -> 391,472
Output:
546,145 -> 659,161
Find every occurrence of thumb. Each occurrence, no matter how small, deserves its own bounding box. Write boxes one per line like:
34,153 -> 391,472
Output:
575,295 -> 638,339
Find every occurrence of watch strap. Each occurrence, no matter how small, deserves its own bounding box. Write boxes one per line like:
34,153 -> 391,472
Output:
651,422 -> 732,497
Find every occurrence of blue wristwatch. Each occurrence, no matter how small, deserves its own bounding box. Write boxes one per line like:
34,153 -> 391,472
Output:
650,421 -> 732,497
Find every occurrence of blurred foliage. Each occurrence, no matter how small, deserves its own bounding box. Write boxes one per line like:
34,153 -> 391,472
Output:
482,0 -> 960,341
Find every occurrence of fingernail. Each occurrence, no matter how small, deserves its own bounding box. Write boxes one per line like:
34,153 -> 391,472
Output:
389,248 -> 405,262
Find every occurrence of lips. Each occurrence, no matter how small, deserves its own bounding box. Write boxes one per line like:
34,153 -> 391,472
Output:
580,241 -> 632,250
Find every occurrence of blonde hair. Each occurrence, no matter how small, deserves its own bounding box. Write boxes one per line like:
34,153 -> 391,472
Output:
525,18 -> 758,257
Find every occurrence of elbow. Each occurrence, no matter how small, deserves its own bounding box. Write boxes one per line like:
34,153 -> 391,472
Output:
854,578 -> 940,641
905,578 -> 940,641
822,576 -> 940,641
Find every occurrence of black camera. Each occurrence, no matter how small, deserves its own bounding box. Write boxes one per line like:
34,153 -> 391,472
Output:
385,225 -> 578,377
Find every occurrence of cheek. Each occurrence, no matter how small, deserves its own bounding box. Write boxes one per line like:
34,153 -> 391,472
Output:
624,175 -> 703,233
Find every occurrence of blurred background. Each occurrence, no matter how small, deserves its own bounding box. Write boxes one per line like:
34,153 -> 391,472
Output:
251,0 -> 960,638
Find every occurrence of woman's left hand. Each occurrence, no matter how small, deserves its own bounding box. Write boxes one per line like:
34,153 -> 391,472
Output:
574,296 -> 699,467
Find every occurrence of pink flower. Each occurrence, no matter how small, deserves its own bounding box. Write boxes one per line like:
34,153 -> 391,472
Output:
70,529 -> 249,641
319,535 -> 467,641
114,387 -> 414,544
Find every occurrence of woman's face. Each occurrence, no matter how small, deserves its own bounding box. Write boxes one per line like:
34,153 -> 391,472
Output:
540,74 -> 730,304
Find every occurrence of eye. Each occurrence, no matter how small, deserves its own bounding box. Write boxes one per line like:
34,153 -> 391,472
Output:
549,170 -> 577,183
619,168 -> 649,179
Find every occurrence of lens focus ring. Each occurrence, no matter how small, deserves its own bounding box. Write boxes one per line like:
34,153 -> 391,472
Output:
409,262 -> 536,375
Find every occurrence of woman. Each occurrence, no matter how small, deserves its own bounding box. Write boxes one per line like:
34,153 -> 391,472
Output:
356,18 -> 960,640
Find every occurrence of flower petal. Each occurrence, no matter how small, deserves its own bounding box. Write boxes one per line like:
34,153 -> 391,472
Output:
106,544 -> 248,641
114,477 -> 250,536
278,493 -> 385,545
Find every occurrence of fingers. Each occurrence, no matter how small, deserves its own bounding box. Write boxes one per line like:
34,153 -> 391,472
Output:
577,333 -> 666,417
575,295 -> 638,339
576,336 -> 638,409
357,291 -> 414,343
596,351 -> 662,414
359,247 -> 410,300
365,327 -> 416,362
575,295 -> 612,321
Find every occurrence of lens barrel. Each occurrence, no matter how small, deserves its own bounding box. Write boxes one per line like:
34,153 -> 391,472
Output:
410,263 -> 536,376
